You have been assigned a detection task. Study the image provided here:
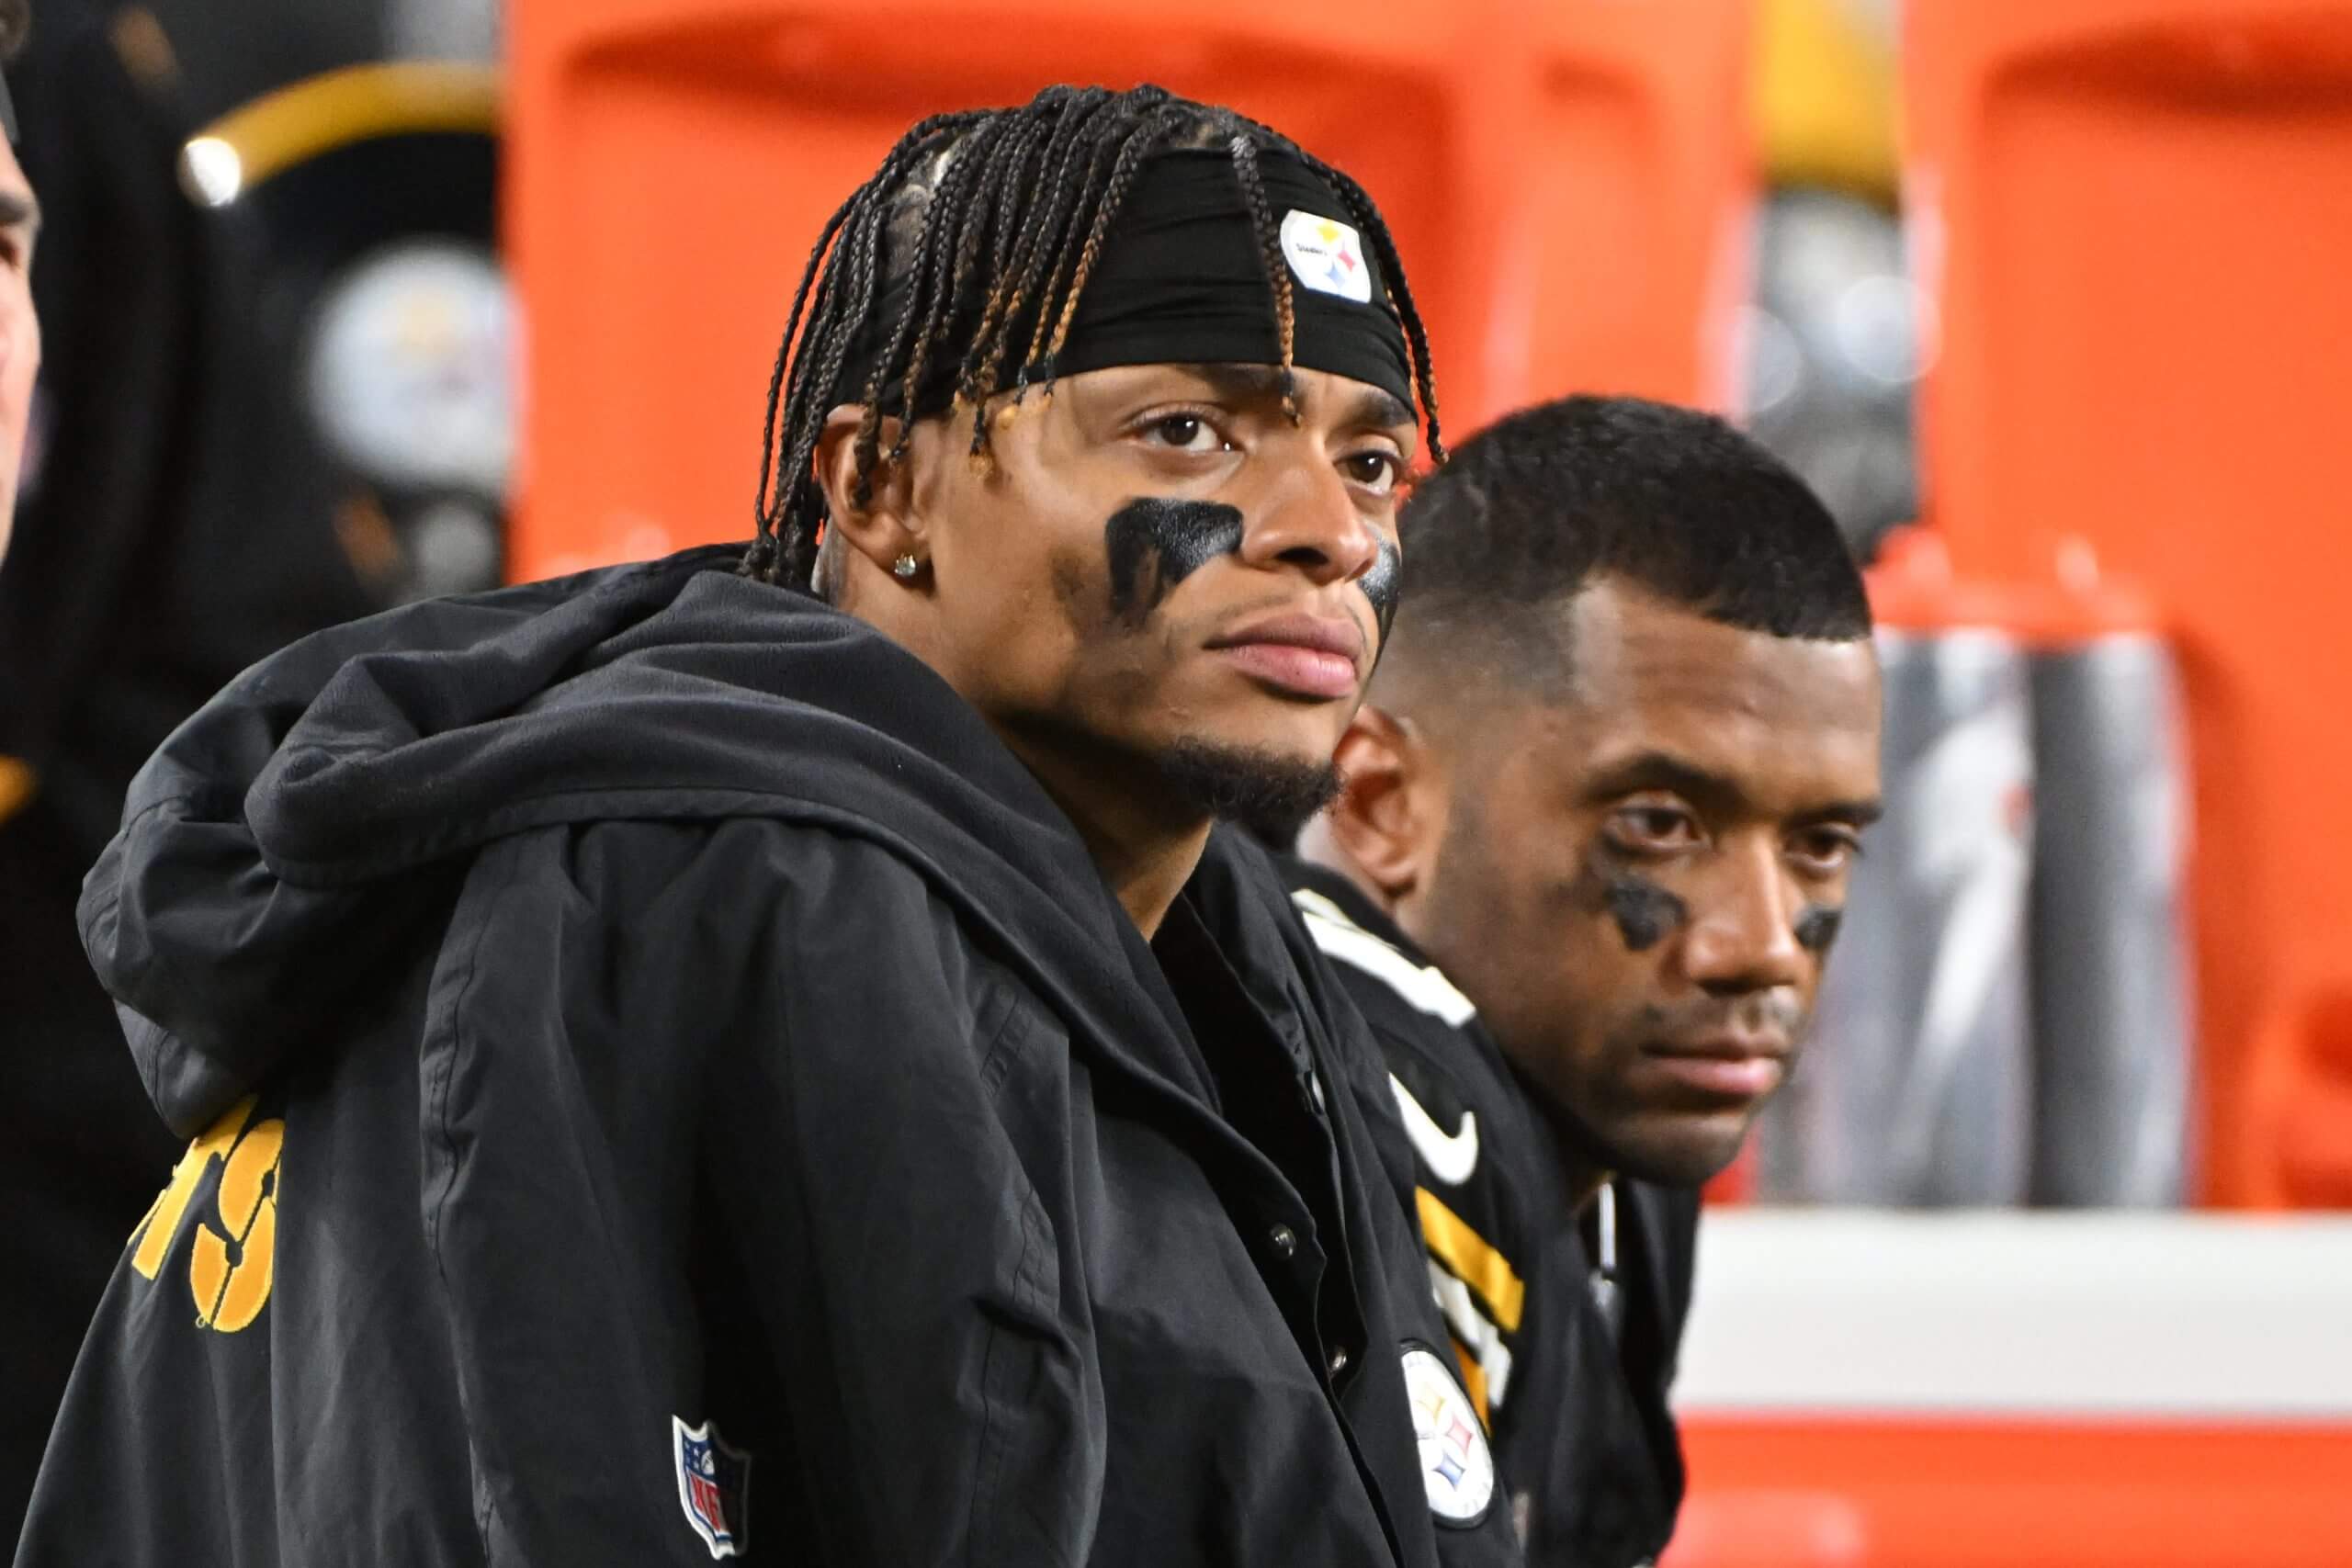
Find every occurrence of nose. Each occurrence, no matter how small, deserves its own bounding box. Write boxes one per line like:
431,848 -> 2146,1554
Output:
1679,837 -> 1809,998
1234,448 -> 1381,591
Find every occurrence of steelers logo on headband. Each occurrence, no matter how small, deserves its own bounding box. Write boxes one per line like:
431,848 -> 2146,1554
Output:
1280,210 -> 1374,305
836,146 -> 1414,418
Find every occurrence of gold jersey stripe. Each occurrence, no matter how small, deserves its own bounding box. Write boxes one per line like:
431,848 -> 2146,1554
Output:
1417,1186 -> 1525,1333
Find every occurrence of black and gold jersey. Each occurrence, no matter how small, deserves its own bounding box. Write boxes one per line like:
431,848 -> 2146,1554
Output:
1283,858 -> 1700,1568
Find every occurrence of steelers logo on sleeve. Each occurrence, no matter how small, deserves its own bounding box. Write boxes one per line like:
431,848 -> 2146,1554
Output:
1401,1342 -> 1496,1525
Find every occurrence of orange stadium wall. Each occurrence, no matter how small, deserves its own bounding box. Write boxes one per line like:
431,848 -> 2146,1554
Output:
1904,0 -> 2352,1206
503,0 -> 1755,581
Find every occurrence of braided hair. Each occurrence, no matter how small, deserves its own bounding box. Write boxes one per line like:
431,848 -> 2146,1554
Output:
744,84 -> 1442,592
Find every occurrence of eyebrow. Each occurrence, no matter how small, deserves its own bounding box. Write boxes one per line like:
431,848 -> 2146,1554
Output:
1580,749 -> 1884,827
1187,362 -> 1418,436
1189,362 -> 1289,404
1342,386 -> 1418,436
1811,798 -> 1885,829
1581,751 -> 1747,814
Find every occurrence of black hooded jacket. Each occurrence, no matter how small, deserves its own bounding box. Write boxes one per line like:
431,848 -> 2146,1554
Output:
16,547 -> 1523,1567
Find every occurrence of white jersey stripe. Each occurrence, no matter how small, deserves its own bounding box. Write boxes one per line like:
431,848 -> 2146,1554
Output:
1429,1259 -> 1516,1411
1293,888 -> 1477,1025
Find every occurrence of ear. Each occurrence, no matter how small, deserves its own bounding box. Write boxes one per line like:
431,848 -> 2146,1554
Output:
1327,705 -> 1448,903
813,404 -> 922,580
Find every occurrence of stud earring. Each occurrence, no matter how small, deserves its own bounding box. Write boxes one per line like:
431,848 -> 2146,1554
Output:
891,553 -> 922,581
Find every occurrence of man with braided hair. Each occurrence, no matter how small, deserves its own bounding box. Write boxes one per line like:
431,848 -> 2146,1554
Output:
19,86 -> 1526,1567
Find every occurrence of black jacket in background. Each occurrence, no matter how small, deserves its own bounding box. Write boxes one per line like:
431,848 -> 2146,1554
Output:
17,547 -> 1524,1567
0,4 -> 375,1540
1283,859 -> 1700,1568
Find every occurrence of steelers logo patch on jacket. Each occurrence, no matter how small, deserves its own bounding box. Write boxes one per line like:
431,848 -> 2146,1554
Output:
1401,1342 -> 1496,1524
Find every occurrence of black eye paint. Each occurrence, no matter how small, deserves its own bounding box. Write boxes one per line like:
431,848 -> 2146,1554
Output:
1103,498 -> 1245,623
1359,536 -> 1402,645
1603,875 -> 1689,953
1793,905 -> 1844,955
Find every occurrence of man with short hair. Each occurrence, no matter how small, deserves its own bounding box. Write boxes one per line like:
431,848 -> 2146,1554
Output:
0,4 -> 388,1541
1283,395 -> 1883,1566
0,0 -> 38,559
0,3 -> 70,1543
20,85 -> 1523,1567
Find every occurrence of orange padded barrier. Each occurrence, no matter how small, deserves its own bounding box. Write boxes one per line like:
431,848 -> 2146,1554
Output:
1904,0 -> 2352,1202
503,0 -> 1753,580
2228,987 -> 2352,1207
1663,1416 -> 2352,1568
1493,1 -> 1756,423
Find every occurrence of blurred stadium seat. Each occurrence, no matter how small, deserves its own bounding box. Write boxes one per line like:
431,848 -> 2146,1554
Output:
503,0 -> 1754,580
1905,0 -> 2352,1205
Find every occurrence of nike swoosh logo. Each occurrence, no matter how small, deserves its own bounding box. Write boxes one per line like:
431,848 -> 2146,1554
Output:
1390,1074 -> 1478,1185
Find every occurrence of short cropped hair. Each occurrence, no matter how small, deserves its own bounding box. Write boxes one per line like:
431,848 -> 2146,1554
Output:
1386,394 -> 1870,688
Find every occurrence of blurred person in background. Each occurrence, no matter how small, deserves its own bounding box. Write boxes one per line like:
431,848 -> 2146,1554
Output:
18,85 -> 1532,1568
0,0 -> 379,1541
1280,396 -> 1883,1566
0,0 -> 37,563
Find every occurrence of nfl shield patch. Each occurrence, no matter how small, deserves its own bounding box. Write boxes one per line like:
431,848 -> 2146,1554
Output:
672,1415 -> 752,1558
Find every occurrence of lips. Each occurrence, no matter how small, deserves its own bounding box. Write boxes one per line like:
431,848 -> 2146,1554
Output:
1657,1034 -> 1792,1064
1642,1036 -> 1791,1100
1204,613 -> 1366,701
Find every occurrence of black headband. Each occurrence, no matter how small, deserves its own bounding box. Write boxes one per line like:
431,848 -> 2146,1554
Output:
833,146 -> 1413,418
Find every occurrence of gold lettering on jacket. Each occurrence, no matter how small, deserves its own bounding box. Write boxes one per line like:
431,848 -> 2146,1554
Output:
129,1095 -> 284,1332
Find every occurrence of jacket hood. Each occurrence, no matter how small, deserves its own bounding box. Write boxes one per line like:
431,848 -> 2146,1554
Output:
84,546 -> 1194,1138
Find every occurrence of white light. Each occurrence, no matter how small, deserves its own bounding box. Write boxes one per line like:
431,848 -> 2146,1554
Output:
179,137 -> 243,208
1831,274 -> 1929,387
